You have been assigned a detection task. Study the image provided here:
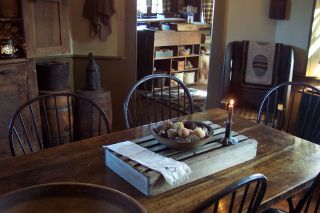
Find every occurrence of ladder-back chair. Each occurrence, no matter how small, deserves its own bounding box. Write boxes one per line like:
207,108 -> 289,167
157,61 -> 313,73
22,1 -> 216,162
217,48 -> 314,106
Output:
8,92 -> 111,156
257,81 -> 320,144
191,173 -> 268,213
123,74 -> 194,129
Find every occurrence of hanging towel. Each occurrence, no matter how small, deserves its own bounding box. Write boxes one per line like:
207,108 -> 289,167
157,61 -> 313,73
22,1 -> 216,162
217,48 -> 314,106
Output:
83,0 -> 115,41
245,41 -> 276,85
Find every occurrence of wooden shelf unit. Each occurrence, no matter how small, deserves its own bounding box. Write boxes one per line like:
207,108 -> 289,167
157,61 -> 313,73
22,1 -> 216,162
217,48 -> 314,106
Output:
0,17 -> 21,22
153,54 -> 200,60
137,30 -> 201,84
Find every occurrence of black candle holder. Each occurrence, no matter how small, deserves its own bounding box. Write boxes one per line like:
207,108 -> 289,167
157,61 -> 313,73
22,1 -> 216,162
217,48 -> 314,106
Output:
220,121 -> 238,146
225,121 -> 231,139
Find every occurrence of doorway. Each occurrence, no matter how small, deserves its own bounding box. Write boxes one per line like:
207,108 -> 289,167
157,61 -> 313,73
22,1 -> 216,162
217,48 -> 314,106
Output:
135,0 -> 215,112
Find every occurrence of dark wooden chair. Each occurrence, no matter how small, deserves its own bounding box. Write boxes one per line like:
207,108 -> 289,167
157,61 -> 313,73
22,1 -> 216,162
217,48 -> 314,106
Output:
8,92 -> 111,156
257,81 -> 320,144
258,82 -> 320,212
191,173 -> 268,213
221,40 -> 294,120
264,172 -> 320,213
123,74 -> 194,129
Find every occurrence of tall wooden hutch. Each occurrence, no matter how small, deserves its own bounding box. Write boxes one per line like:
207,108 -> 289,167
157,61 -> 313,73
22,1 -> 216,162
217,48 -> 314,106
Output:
0,0 -> 70,158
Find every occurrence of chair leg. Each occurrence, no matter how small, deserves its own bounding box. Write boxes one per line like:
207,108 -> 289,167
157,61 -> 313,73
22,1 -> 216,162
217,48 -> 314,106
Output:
287,196 -> 295,213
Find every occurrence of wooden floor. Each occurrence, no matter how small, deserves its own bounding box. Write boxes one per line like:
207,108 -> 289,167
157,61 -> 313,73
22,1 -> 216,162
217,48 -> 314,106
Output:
270,188 -> 320,212
272,200 -> 290,211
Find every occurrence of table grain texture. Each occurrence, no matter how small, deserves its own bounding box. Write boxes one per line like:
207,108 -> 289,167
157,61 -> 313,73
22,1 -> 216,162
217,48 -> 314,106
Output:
0,108 -> 319,212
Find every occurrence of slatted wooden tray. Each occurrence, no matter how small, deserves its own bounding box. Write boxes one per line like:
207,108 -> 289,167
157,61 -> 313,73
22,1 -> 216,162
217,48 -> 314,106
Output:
104,122 -> 257,196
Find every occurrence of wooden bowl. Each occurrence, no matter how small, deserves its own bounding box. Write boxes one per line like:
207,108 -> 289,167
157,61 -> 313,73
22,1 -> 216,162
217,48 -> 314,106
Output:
0,182 -> 146,213
151,121 -> 214,150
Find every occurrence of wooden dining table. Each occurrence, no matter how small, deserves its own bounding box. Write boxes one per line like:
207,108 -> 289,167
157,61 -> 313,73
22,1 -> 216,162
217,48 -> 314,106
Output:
0,108 -> 320,212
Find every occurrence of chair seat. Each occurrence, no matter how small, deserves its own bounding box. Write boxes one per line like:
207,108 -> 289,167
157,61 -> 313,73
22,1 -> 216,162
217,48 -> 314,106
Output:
234,107 -> 258,121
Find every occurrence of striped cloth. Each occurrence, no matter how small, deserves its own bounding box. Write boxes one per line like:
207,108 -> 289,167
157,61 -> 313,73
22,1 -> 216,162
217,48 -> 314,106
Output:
202,0 -> 214,24
245,41 -> 276,85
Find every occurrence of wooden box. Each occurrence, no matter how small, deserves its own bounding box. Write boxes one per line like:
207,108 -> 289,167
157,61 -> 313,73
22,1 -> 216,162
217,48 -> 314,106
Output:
269,0 -> 287,20
172,60 -> 185,71
154,31 -> 201,46
104,123 -> 257,196
155,49 -> 173,58
169,23 -> 200,32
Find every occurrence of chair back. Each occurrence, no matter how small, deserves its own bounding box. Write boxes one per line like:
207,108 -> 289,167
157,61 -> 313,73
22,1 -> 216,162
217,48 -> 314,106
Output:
123,74 -> 194,129
257,82 -> 320,144
221,41 -> 294,117
191,173 -> 267,213
294,172 -> 320,213
8,92 -> 111,156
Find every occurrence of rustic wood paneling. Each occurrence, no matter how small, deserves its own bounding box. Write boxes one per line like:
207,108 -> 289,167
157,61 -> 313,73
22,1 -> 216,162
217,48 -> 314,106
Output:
154,31 -> 201,46
23,0 -> 71,57
0,59 -> 38,159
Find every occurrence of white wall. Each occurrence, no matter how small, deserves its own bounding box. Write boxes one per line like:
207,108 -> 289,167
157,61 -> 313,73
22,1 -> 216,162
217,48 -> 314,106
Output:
69,0 -> 125,56
275,0 -> 315,76
224,0 -> 314,76
207,0 -> 316,107
225,0 -> 277,44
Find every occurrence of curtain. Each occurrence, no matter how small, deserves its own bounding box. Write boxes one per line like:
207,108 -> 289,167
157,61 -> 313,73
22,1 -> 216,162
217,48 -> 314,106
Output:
202,0 -> 214,24
163,0 -> 172,13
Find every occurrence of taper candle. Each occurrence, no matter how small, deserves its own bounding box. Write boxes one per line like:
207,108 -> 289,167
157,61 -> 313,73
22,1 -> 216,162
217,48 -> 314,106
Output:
227,99 -> 234,122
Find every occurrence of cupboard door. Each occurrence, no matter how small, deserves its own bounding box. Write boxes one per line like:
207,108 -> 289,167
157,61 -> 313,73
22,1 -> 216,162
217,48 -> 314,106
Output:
0,62 -> 29,158
0,60 -> 38,159
23,0 -> 70,57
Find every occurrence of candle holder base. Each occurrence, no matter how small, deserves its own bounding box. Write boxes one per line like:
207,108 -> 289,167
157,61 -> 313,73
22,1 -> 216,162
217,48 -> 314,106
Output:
220,136 -> 239,146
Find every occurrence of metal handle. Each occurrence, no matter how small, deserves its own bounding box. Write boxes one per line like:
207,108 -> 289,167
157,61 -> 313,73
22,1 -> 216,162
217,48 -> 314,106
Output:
0,69 -> 14,75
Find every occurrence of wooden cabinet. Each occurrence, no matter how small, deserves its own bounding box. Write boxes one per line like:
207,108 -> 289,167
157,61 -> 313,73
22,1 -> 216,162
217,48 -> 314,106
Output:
0,0 -> 25,58
0,0 -> 70,58
0,0 -> 69,158
0,59 -> 38,159
137,30 -> 201,85
23,0 -> 71,57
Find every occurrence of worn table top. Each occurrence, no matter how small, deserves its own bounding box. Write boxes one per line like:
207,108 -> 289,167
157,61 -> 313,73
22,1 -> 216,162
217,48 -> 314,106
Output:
0,108 -> 319,212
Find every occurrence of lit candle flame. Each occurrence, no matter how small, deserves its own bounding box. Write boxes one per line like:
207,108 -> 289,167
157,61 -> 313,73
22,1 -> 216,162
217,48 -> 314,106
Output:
229,99 -> 234,107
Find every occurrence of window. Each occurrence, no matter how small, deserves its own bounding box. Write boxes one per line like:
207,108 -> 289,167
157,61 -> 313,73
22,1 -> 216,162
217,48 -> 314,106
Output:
151,0 -> 163,14
137,0 -> 147,13
137,0 -> 163,14
307,0 -> 320,78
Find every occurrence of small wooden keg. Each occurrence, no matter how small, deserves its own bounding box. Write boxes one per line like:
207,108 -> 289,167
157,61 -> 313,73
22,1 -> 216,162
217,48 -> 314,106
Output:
76,89 -> 112,139
36,62 -> 69,91
39,89 -> 73,148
